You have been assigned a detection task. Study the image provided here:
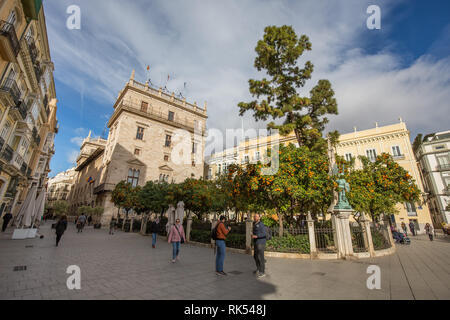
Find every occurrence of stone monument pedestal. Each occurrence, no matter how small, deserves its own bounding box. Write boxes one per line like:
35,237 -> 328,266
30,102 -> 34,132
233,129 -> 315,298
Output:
332,208 -> 354,259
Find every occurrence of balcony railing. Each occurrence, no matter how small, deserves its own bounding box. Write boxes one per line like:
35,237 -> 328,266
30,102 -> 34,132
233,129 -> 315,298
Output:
0,20 -> 20,60
438,163 -> 450,171
1,145 -> 14,162
0,77 -> 21,106
14,101 -> 28,120
11,152 -> 24,170
0,136 -> 4,151
20,162 -> 27,175
25,34 -> 38,66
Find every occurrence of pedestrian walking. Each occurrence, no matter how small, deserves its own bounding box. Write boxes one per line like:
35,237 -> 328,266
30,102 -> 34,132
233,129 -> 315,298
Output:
409,221 -> 416,236
401,222 -> 408,236
252,213 -> 267,278
167,218 -> 185,263
87,215 -> 92,226
55,215 -> 68,246
109,218 -> 116,235
150,217 -> 160,248
1,212 -> 13,232
215,216 -> 231,276
77,214 -> 87,233
425,223 -> 434,241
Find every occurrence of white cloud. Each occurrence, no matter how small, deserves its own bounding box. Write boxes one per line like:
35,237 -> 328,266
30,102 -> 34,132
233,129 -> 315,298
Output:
70,136 -> 84,147
45,0 -> 449,150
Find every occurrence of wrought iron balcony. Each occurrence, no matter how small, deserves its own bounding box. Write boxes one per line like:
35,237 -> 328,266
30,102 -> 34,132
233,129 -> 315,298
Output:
0,77 -> 21,106
21,0 -> 43,21
20,162 -> 27,175
0,136 -> 4,151
25,34 -> 38,66
26,167 -> 32,178
0,20 -> 20,61
1,145 -> 14,162
14,101 -> 28,120
11,152 -> 24,171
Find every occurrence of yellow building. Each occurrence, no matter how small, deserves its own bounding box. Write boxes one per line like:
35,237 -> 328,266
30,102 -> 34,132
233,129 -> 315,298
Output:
206,120 -> 432,233
0,1 -> 57,219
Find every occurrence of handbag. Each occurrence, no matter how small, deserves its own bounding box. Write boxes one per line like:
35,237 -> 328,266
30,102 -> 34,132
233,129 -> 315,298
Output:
174,225 -> 185,244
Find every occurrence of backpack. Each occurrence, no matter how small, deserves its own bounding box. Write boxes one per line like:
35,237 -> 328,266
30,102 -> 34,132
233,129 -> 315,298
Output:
265,226 -> 272,241
211,222 -> 221,240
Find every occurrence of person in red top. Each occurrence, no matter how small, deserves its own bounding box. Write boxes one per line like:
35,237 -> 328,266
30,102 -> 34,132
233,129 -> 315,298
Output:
215,216 -> 231,275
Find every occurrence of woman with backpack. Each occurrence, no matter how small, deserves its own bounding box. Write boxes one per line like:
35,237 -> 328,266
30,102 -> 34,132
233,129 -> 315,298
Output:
167,218 -> 186,263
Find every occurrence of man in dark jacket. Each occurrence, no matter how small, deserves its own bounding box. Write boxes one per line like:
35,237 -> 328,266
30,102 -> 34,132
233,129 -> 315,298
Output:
409,221 -> 416,236
55,216 -> 68,246
252,213 -> 267,278
2,212 -> 13,232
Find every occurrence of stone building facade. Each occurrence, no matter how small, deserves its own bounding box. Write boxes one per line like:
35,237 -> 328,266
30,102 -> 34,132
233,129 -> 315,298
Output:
68,71 -> 208,225
47,167 -> 76,203
414,130 -> 450,226
0,0 -> 57,220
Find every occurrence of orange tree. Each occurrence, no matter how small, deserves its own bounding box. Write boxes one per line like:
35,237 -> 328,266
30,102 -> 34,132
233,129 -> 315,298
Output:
175,178 -> 214,220
111,181 -> 134,220
250,143 -> 333,236
340,153 -> 422,222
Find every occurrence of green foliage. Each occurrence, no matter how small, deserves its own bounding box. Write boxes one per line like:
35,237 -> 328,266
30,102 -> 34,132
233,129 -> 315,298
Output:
48,200 -> 69,216
261,214 -> 278,227
339,153 -> 422,220
225,233 -> 246,249
370,228 -> 390,250
266,233 -> 310,253
238,25 -> 338,153
111,181 -> 134,214
77,205 -> 92,215
190,229 -> 210,243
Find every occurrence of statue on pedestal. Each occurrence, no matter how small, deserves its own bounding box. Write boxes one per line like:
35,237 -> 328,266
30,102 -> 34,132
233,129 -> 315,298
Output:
175,201 -> 185,223
165,204 -> 176,233
332,164 -> 353,211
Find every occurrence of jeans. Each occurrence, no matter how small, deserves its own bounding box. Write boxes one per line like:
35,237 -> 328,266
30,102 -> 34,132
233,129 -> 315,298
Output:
254,242 -> 266,274
215,240 -> 226,272
152,233 -> 157,246
172,242 -> 180,260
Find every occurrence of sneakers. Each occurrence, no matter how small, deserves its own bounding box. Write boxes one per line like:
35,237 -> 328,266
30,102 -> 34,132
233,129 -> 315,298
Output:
171,259 -> 176,263
253,270 -> 258,274
257,272 -> 266,278
216,271 -> 227,276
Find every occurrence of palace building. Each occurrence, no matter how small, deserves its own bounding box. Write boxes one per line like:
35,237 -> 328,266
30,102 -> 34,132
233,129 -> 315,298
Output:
68,71 -> 208,225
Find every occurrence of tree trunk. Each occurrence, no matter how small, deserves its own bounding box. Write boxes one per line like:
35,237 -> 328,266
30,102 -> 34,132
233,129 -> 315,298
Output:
278,213 -> 284,237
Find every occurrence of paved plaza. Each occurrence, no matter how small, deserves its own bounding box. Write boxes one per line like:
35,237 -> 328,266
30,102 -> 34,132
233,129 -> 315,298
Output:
0,222 -> 449,300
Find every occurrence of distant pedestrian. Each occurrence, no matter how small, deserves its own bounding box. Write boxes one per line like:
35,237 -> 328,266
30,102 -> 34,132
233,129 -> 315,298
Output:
87,215 -> 92,226
167,218 -> 185,263
425,223 -> 434,241
55,215 -> 68,246
109,218 -> 116,235
252,213 -> 267,278
409,221 -> 416,236
401,222 -> 408,236
150,217 -> 160,248
215,216 -> 231,276
1,212 -> 12,232
77,214 -> 87,233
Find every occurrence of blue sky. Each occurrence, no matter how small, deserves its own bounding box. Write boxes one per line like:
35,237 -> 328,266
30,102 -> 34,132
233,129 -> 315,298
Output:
44,0 -> 450,176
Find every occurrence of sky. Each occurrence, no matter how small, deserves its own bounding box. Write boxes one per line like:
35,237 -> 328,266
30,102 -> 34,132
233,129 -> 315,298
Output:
44,0 -> 450,177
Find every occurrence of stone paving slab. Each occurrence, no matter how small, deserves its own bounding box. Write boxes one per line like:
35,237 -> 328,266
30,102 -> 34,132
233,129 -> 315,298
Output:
0,222 -> 449,300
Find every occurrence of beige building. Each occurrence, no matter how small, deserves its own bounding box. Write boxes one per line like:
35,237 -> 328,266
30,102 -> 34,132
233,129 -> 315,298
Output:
0,0 -> 57,219
335,120 -> 432,233
47,167 -> 77,203
414,130 -> 450,226
68,71 -> 208,224
206,120 -> 432,233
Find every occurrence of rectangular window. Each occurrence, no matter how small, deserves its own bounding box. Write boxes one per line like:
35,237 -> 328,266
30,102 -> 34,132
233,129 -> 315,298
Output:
140,101 -> 148,113
244,155 -> 250,163
366,149 -> 377,162
1,121 -> 11,139
345,153 -> 353,162
127,169 -> 140,187
164,155 -> 169,162
255,151 -> 261,161
217,164 -> 221,175
168,111 -> 175,121
136,127 -> 144,140
392,146 -> 401,157
192,142 -> 197,154
406,202 -> 417,216
192,161 -> 196,167
165,135 -> 172,147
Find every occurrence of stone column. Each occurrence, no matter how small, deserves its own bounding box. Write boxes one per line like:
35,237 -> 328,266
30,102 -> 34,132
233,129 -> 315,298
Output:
333,209 -> 354,258
245,219 -> 253,254
130,217 -> 134,233
360,212 -> 375,257
140,215 -> 147,235
307,212 -> 317,258
186,214 -> 192,242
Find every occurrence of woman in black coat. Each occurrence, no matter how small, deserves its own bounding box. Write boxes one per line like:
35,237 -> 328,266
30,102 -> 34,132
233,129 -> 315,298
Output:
55,215 -> 68,247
